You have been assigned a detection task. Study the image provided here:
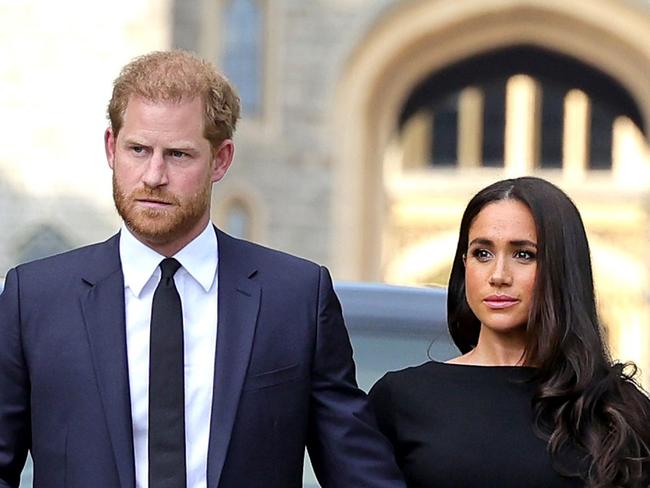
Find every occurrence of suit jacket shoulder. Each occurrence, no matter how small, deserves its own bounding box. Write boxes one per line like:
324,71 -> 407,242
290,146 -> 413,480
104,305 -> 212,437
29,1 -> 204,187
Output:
216,229 -> 320,272
10,233 -> 121,298
215,229 -> 325,297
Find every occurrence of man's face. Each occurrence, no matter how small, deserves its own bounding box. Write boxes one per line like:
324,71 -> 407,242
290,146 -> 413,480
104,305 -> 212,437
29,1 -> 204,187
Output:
105,96 -> 233,255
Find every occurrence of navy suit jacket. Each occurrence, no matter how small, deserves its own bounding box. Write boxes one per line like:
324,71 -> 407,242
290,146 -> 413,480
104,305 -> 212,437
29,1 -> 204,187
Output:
0,228 -> 405,488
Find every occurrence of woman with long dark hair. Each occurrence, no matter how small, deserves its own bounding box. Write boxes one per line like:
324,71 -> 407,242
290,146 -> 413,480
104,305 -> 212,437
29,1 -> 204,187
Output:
369,177 -> 650,487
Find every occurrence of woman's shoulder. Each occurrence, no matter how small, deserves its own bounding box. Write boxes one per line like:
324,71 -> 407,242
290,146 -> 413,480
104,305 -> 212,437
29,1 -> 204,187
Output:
371,360 -> 459,395
378,360 -> 445,381
372,359 -> 537,397
368,362 -> 443,414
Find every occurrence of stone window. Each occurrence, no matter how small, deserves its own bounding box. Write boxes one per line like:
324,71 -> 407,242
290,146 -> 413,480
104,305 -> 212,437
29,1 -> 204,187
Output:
221,0 -> 265,117
224,198 -> 251,239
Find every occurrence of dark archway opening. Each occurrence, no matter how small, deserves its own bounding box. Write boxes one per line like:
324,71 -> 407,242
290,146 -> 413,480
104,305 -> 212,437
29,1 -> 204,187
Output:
398,45 -> 645,169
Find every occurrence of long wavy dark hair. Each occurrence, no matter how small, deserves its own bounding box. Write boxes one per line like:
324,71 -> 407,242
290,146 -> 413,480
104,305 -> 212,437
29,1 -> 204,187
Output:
447,177 -> 650,487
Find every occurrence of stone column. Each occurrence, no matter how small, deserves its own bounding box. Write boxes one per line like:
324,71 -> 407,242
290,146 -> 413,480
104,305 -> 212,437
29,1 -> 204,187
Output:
505,74 -> 540,175
458,86 -> 483,168
562,89 -> 590,181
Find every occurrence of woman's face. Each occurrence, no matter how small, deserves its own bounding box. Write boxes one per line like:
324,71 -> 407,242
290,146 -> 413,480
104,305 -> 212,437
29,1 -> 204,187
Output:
464,199 -> 538,336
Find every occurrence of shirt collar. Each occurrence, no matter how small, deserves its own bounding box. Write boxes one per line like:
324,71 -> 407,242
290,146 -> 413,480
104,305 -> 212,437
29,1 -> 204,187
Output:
119,223 -> 219,296
174,223 -> 219,292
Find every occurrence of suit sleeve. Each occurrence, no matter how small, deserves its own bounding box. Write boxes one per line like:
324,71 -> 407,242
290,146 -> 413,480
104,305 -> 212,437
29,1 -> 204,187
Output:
0,269 -> 31,488
306,267 -> 406,488
368,374 -> 399,449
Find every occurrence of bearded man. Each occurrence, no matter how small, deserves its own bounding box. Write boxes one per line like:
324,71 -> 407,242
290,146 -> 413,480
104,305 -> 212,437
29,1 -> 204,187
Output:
0,50 -> 405,488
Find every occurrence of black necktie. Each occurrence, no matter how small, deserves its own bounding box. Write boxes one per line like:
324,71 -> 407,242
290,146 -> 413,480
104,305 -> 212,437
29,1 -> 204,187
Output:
149,258 -> 186,488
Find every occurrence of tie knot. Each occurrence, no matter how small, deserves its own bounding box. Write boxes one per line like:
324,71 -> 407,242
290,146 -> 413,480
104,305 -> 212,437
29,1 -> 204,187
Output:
159,258 -> 181,280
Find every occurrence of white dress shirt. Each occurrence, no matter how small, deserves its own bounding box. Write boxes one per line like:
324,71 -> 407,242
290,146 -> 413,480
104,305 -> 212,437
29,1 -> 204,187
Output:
120,223 -> 219,488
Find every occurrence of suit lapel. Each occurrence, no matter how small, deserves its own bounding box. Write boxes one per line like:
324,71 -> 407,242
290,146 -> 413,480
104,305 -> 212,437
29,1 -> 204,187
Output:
207,229 -> 261,487
80,234 -> 135,488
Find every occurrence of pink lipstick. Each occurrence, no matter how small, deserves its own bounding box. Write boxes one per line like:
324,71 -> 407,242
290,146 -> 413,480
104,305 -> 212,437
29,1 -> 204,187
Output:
483,294 -> 519,309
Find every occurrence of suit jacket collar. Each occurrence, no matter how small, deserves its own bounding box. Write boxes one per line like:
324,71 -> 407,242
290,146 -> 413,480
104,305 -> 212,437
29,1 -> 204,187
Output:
80,233 -> 136,488
207,228 -> 261,487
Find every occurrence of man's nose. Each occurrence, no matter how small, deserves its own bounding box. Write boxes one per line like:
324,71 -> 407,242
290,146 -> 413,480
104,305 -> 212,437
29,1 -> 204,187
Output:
488,256 -> 513,286
142,151 -> 168,188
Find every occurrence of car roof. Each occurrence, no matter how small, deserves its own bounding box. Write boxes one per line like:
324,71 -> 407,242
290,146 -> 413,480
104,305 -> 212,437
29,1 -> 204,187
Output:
333,281 -> 448,338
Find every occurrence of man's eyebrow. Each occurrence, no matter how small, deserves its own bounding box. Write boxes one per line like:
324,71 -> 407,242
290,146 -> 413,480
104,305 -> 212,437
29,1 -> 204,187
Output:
121,137 -> 147,146
168,144 -> 199,152
120,138 -> 199,152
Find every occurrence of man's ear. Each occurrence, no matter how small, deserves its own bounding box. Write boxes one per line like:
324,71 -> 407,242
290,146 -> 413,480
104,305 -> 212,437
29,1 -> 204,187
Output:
211,139 -> 235,183
105,128 -> 116,169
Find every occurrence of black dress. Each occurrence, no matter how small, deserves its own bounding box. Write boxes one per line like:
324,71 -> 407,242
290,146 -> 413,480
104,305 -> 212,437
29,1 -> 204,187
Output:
369,361 -> 583,488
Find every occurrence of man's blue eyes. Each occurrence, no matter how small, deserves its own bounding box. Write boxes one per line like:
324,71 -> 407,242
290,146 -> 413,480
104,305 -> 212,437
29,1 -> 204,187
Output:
128,147 -> 188,158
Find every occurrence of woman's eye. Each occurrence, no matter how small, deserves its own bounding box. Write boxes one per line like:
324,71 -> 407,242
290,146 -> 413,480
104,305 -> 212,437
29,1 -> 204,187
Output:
471,249 -> 492,262
514,250 -> 536,261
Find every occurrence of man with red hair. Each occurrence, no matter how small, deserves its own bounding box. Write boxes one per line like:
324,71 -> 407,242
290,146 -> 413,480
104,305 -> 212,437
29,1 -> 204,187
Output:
0,50 -> 405,488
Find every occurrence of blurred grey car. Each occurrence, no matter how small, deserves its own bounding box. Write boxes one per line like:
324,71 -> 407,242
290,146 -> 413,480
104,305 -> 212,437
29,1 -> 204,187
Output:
334,281 -> 455,389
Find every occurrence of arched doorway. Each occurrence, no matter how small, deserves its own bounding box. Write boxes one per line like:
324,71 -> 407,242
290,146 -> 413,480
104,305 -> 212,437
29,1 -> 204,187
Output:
331,0 -> 650,383
332,0 -> 650,280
